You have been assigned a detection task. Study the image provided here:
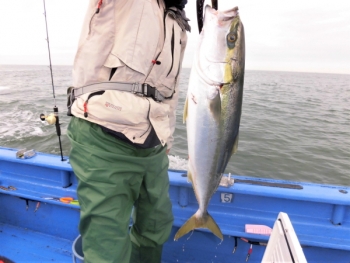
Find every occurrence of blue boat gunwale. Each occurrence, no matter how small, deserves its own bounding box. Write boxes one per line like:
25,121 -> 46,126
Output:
1,146 -> 350,258
1,146 -> 349,206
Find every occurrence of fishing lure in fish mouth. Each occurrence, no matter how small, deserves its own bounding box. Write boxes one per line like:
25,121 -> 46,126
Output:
197,0 -> 218,33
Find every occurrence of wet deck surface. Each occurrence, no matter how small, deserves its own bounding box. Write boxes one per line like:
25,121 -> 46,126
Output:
0,223 -> 73,263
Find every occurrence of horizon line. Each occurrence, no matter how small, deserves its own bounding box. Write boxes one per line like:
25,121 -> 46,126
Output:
0,64 -> 349,76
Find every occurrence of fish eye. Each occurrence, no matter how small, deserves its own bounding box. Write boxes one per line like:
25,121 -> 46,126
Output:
227,34 -> 236,42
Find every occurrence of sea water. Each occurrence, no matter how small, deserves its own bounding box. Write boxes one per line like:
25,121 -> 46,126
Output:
0,65 -> 349,186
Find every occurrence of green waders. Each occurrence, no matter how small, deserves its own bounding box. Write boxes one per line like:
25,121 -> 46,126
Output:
67,117 -> 174,263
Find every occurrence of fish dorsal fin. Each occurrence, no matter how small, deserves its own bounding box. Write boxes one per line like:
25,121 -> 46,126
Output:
183,96 -> 188,123
232,133 -> 239,155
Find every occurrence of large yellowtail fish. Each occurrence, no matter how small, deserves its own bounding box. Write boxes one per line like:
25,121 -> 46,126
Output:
174,4 -> 245,241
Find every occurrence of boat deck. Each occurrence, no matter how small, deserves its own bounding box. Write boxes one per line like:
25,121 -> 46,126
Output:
2,220 -> 350,263
0,221 -> 268,263
0,223 -> 72,262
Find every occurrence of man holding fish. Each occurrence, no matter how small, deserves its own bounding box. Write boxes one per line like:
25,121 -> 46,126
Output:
67,0 -> 244,262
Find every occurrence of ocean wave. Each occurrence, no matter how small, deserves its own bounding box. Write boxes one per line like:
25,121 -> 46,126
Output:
168,155 -> 188,171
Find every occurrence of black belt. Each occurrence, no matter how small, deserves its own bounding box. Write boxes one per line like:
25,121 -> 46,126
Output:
72,82 -> 167,102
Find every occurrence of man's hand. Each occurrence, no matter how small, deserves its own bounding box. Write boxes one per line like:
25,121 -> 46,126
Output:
166,149 -> 170,155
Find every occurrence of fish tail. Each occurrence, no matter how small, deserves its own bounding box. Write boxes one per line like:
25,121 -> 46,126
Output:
206,212 -> 223,240
174,214 -> 197,241
174,211 -> 223,241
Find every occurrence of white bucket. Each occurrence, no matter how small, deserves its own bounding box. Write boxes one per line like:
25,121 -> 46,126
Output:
72,235 -> 84,263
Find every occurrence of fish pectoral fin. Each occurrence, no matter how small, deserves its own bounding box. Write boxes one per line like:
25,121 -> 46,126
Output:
183,96 -> 188,123
174,211 -> 223,241
209,91 -> 221,124
231,133 -> 239,155
187,170 -> 193,184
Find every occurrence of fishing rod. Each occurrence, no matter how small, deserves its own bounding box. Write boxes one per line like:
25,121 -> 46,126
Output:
39,0 -> 65,161
197,0 -> 218,33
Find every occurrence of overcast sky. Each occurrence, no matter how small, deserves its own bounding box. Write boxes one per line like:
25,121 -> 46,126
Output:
0,0 -> 349,74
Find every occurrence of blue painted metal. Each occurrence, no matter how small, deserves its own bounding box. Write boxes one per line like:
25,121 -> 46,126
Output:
0,146 -> 349,262
61,170 -> 72,188
178,186 -> 190,207
332,204 -> 346,225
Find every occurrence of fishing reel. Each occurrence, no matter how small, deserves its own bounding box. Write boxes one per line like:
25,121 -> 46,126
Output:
39,106 -> 64,161
40,106 -> 61,135
40,113 -> 56,125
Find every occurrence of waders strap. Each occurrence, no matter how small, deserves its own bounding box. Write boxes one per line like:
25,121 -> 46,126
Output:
72,82 -> 167,102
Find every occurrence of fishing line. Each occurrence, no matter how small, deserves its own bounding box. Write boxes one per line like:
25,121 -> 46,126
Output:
43,0 -> 56,105
197,0 -> 218,33
40,0 -> 65,161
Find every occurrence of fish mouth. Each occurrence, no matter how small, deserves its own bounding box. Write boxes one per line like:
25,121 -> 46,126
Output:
198,57 -> 238,85
205,57 -> 237,64
199,66 -> 231,86
196,59 -> 232,86
205,59 -> 228,64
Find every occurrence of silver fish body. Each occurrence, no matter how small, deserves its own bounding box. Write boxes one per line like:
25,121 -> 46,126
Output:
175,5 -> 245,241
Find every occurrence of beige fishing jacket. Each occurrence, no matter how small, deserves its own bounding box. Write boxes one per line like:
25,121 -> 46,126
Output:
70,0 -> 188,149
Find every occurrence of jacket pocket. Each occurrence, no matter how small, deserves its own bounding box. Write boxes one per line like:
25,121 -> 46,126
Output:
73,0 -> 116,86
146,11 -> 184,97
83,90 -> 150,127
101,53 -> 145,82
101,53 -> 126,81
108,0 -> 160,77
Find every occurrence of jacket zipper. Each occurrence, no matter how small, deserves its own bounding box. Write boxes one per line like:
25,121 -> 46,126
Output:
144,9 -> 168,82
96,0 -> 103,14
88,0 -> 103,35
166,25 -> 175,77
83,91 -> 105,118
